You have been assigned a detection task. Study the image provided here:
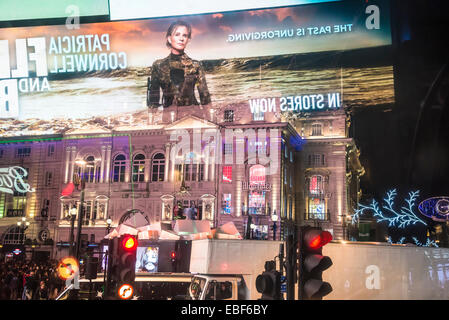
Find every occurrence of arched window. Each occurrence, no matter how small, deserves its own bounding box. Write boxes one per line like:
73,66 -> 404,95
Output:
112,154 -> 126,182
132,154 -> 146,182
76,155 -> 99,183
85,155 -> 97,183
151,153 -> 165,182
3,226 -> 25,245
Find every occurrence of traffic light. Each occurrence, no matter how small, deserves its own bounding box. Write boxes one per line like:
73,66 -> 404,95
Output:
298,226 -> 333,300
256,260 -> 282,300
110,234 -> 137,299
170,250 -> 176,262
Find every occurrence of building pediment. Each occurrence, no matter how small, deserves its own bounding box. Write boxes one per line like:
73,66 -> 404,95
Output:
164,116 -> 218,131
64,126 -> 112,136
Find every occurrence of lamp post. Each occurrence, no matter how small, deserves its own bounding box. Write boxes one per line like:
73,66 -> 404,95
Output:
68,206 -> 77,256
17,217 -> 30,244
74,160 -> 87,261
250,223 -> 256,240
271,210 -> 278,241
106,218 -> 112,235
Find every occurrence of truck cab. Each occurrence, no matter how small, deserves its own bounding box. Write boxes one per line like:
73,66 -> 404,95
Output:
189,275 -> 243,300
189,275 -> 245,300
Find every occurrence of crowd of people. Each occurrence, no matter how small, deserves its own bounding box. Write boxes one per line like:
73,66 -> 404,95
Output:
0,259 -> 65,300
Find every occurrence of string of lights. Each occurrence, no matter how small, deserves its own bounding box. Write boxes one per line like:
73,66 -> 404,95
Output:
352,189 -> 427,228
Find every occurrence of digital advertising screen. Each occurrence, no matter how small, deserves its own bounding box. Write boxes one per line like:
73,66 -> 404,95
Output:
0,0 -> 394,137
136,245 -> 159,273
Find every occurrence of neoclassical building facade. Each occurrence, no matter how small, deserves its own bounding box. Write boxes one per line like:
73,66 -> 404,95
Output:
0,104 -> 363,260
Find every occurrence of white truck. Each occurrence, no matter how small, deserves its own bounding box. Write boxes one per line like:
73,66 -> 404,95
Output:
188,239 -> 284,300
323,241 -> 449,300
186,239 -> 449,300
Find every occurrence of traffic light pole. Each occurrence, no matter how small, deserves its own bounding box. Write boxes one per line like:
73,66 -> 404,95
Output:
297,227 -> 305,300
286,234 -> 296,300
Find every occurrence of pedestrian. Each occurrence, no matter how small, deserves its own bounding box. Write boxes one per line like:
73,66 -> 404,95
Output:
9,271 -> 19,300
37,280 -> 49,300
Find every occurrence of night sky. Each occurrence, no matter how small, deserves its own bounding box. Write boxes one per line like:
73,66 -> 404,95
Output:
353,0 -> 449,200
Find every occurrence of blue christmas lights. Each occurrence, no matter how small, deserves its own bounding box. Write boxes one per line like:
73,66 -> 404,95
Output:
412,237 -> 439,248
352,189 -> 427,228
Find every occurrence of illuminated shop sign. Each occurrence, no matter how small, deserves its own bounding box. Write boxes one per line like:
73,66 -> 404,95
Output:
418,197 -> 449,222
223,194 -> 232,214
242,182 -> 272,191
249,165 -> 266,185
0,0 -> 393,137
249,93 -> 341,115
0,166 -> 35,194
223,166 -> 232,183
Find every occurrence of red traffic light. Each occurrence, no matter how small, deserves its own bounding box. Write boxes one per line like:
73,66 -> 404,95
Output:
170,251 -> 176,259
304,229 -> 332,250
121,235 -> 137,251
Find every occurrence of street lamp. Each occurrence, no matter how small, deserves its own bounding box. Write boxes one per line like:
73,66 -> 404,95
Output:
271,210 -> 278,241
74,159 -> 87,261
106,218 -> 112,235
68,206 -> 77,255
250,223 -> 256,240
17,217 -> 30,244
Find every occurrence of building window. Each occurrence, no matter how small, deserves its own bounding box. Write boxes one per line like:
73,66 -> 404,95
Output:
178,153 -> 205,182
47,144 -> 55,157
248,191 -> 266,215
308,197 -> 326,220
0,193 -> 6,218
309,175 -> 324,195
183,164 -> 205,182
311,123 -> 323,136
249,140 -> 266,156
41,199 -> 50,218
112,154 -> 126,182
151,153 -> 165,182
132,154 -> 146,182
3,226 -> 26,245
307,175 -> 327,220
308,154 -> 325,167
253,110 -> 264,121
83,155 -> 98,183
249,224 -> 268,240
175,164 -> 182,181
7,191 -> 26,217
224,143 -> 233,155
224,110 -> 234,122
44,171 -> 53,186
223,166 -> 232,182
16,147 -> 31,158
222,194 -> 232,214
289,197 -> 293,220
284,167 -> 287,185
185,164 -> 193,181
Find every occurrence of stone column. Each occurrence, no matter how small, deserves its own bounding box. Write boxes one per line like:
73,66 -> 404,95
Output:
104,146 -> 112,183
100,145 -> 106,183
69,146 -> 76,183
64,147 -> 71,183
164,143 -> 170,182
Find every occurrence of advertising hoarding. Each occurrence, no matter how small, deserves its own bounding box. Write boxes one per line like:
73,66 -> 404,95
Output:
0,0 -> 393,137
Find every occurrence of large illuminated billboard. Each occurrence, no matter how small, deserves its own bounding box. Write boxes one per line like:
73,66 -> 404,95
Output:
0,0 -> 393,137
